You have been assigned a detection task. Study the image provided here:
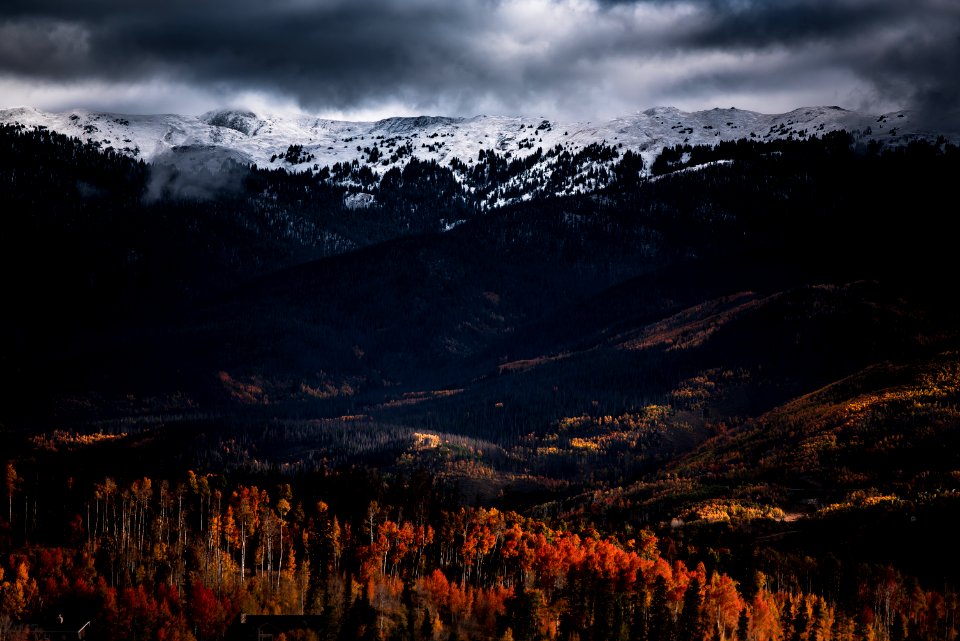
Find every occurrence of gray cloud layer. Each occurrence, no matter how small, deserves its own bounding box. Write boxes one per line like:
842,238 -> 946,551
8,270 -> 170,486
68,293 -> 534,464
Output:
1,0 -> 957,124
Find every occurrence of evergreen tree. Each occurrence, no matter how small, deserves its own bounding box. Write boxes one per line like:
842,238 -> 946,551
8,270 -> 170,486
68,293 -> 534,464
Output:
402,579 -> 418,641
649,576 -> 674,641
420,608 -> 434,641
781,600 -> 794,641
505,582 -> 546,641
678,577 -> 704,641
790,598 -> 808,641
628,586 -> 650,641
736,608 -> 749,641
810,598 -> 826,641
591,583 -> 619,641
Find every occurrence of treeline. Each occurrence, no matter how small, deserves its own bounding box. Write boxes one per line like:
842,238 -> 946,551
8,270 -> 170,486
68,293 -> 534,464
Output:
1,468 -> 956,641
610,134 -> 960,283
449,142 -> 637,205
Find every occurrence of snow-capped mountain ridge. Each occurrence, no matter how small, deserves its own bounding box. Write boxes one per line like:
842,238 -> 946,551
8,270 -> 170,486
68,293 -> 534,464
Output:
1,104 -> 951,206
3,104 -> 938,164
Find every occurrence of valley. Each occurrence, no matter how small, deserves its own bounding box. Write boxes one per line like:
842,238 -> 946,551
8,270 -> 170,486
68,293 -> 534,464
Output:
1,111 -> 958,641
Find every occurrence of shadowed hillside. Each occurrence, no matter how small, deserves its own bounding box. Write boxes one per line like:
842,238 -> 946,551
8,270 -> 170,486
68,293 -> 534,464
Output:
2,124 -> 960,641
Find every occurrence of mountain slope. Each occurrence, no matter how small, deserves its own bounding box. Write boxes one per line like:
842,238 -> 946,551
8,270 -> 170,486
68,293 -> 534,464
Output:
3,104 -> 960,641
6,128 -> 957,435
1,104 -> 946,204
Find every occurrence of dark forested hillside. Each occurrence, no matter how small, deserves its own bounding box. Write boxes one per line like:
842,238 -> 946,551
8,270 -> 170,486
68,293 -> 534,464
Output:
2,123 -> 960,641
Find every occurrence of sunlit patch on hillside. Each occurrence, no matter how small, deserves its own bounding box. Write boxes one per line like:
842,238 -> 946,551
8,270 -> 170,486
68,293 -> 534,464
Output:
680,499 -> 786,524
619,291 -> 774,352
380,388 -> 463,409
840,359 -> 960,417
218,370 -> 270,404
30,430 -> 127,451
412,432 -> 442,449
497,352 -> 572,374
299,379 -> 355,399
819,490 -> 902,515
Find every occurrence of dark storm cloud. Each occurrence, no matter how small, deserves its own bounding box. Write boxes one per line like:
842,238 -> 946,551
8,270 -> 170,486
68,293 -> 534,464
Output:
667,0 -> 960,127
682,1 -> 899,48
855,6 -> 960,129
2,2 -> 476,91
0,0 -> 958,124
652,0 -> 959,127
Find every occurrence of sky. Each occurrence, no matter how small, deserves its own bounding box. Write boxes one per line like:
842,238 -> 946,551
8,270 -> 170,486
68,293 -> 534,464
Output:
1,0 -> 958,124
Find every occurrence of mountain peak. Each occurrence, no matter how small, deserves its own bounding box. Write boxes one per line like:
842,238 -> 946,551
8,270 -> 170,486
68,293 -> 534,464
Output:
642,106 -> 685,117
199,109 -> 262,136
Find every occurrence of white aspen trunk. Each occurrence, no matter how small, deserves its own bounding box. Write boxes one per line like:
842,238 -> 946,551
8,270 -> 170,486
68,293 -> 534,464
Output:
277,519 -> 283,591
241,528 -> 247,584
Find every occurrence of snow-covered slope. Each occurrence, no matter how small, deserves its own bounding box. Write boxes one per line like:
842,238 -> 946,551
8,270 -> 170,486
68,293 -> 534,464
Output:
0,104 -> 949,203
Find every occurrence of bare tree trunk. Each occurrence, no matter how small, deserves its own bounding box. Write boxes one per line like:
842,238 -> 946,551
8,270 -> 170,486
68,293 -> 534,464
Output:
241,528 -> 247,585
277,519 -> 284,591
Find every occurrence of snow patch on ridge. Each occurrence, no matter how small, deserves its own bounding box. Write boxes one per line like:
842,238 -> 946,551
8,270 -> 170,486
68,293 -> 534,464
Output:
1,104 -> 954,206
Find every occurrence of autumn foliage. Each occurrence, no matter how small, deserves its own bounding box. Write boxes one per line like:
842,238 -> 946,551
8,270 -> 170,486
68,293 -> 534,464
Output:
0,469 -> 956,641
